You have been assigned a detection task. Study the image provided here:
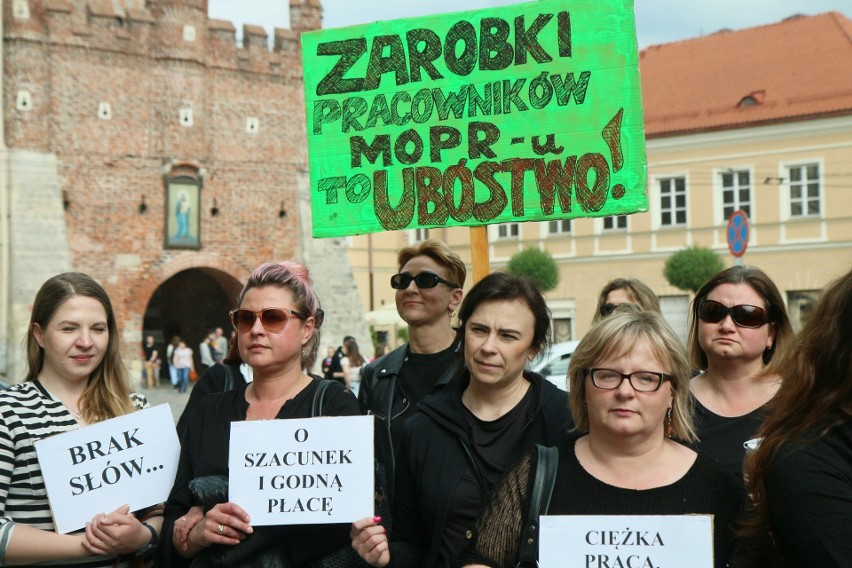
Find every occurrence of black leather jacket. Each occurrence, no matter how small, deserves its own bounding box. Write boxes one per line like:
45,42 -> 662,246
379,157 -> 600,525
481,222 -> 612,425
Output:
358,343 -> 458,501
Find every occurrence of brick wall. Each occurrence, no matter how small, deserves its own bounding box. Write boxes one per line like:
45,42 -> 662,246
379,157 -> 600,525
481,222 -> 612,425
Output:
2,0 -> 369,380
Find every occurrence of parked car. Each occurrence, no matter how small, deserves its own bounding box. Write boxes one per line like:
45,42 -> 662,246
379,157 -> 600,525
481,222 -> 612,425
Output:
530,340 -> 580,391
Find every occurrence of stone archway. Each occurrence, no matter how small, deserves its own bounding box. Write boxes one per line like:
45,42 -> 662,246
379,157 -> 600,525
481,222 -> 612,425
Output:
141,267 -> 242,384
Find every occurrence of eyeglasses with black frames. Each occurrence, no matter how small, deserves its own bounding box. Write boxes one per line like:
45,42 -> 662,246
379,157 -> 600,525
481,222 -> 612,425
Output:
697,299 -> 769,328
588,368 -> 672,392
230,307 -> 308,333
390,272 -> 459,290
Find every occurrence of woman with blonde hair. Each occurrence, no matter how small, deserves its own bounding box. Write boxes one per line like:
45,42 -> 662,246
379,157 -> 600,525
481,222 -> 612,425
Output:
459,310 -> 744,568
0,273 -> 157,566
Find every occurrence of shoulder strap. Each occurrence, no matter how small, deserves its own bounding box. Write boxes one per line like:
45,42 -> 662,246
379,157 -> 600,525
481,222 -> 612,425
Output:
517,444 -> 559,568
222,364 -> 235,393
311,379 -> 335,417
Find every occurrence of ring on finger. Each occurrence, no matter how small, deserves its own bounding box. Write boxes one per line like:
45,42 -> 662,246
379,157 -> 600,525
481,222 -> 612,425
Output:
217,524 -> 224,534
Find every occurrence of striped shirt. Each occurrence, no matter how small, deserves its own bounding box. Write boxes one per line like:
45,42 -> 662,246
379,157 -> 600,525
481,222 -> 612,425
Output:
0,381 -> 147,567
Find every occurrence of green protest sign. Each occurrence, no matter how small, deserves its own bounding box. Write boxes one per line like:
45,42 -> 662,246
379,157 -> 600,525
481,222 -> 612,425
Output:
302,0 -> 647,238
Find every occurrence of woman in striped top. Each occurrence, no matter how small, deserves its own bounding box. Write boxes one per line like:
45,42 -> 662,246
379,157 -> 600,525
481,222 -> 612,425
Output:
0,272 -> 158,567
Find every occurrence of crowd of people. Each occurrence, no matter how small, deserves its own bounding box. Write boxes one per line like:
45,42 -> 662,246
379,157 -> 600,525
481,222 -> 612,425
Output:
0,242 -> 849,567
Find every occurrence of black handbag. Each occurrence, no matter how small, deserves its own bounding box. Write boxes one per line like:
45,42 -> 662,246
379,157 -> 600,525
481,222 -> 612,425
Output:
516,445 -> 559,568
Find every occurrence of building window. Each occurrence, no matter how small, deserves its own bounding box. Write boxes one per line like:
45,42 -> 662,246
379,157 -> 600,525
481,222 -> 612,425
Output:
603,215 -> 627,231
414,228 -> 430,242
787,164 -> 820,217
497,223 -> 519,239
721,170 -> 751,220
548,219 -> 571,234
659,176 -> 686,226
552,318 -> 573,342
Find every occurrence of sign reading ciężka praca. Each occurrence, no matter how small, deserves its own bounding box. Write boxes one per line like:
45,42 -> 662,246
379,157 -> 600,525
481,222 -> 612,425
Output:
302,0 -> 647,238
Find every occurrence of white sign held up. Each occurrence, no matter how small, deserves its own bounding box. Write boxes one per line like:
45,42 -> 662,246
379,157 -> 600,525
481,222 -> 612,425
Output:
540,515 -> 714,568
34,404 -> 181,534
229,415 -> 374,526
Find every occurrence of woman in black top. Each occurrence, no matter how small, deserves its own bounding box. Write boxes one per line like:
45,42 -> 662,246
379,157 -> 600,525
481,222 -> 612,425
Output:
687,266 -> 793,481
351,272 -> 573,568
162,261 -> 360,567
358,239 -> 467,507
744,267 -> 852,567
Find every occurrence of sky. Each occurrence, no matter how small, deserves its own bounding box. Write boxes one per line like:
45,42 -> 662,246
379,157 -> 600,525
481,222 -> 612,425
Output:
207,0 -> 851,48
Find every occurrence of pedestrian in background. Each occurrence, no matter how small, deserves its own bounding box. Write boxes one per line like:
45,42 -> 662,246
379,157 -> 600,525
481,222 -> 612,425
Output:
172,340 -> 194,394
341,337 -> 366,395
591,277 -> 661,325
198,331 -> 215,372
142,334 -> 160,389
167,335 -> 180,389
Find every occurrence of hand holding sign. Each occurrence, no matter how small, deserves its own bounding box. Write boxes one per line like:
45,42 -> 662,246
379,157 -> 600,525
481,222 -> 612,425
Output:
187,502 -> 253,552
34,404 -> 180,534
350,516 -> 390,567
81,504 -> 148,556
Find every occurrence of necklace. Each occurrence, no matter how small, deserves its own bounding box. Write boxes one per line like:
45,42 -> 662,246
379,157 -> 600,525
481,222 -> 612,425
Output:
67,406 -> 83,420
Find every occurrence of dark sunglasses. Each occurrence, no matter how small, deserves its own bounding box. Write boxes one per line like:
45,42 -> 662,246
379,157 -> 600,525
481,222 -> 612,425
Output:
390,272 -> 459,290
599,302 -> 641,318
698,299 -> 769,328
229,307 -> 308,333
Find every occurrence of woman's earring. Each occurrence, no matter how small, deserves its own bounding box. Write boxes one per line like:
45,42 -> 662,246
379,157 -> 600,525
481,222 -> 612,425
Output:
665,407 -> 673,438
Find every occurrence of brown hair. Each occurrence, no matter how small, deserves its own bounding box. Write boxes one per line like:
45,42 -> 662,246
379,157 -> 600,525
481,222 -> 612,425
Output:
687,265 -> 792,375
344,338 -> 365,367
591,278 -> 661,325
456,272 -> 553,361
26,273 -> 134,422
743,268 -> 852,543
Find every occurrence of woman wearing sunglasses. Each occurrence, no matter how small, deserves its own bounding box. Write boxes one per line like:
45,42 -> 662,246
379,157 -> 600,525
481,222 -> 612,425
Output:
352,272 -> 572,568
162,261 -> 360,567
687,265 -> 792,482
591,277 -> 661,325
359,240 -> 467,510
458,310 -> 744,568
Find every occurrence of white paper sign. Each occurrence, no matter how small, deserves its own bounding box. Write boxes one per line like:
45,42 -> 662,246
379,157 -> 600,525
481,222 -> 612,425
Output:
34,404 -> 180,534
540,515 -> 713,568
229,415 -> 373,526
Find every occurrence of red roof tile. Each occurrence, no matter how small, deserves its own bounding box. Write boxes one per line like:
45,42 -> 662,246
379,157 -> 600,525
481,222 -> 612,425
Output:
640,12 -> 852,138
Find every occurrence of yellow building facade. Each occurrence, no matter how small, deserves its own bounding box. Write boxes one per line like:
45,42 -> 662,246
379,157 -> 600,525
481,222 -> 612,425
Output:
346,13 -> 852,346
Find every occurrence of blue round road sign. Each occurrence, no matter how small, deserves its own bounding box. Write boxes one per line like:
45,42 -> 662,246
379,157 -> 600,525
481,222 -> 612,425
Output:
727,210 -> 749,257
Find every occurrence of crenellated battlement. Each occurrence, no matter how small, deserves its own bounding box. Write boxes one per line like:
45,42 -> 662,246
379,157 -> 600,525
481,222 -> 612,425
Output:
4,0 -> 322,73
